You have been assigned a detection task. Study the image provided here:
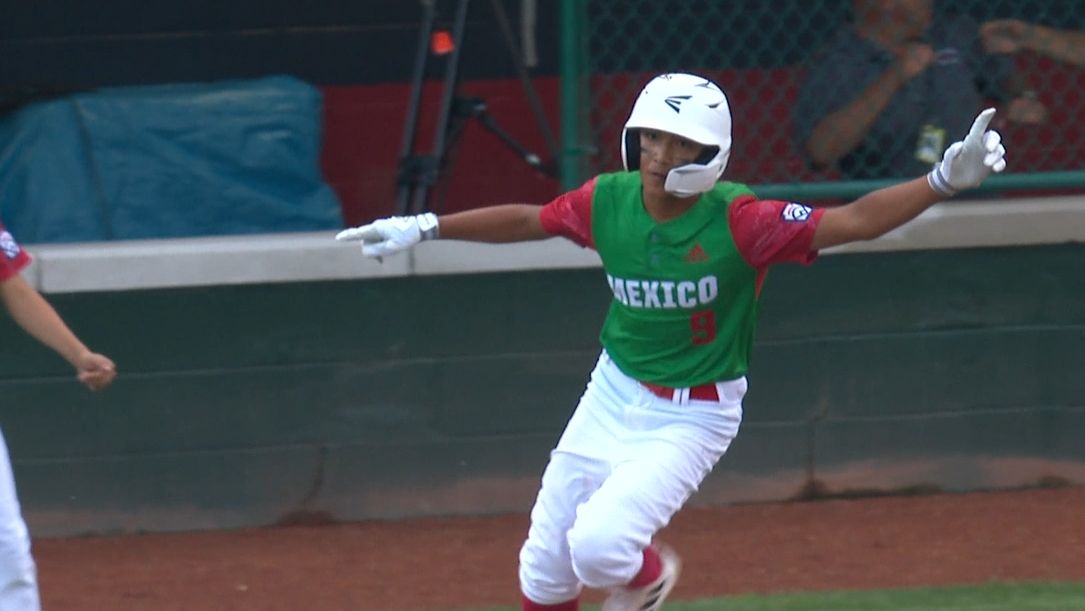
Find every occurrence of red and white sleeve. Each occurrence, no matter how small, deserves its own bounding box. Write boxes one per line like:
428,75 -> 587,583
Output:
728,195 -> 824,269
0,225 -> 31,282
538,177 -> 596,249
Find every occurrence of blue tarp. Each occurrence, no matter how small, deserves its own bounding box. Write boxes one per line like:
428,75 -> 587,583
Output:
0,76 -> 342,243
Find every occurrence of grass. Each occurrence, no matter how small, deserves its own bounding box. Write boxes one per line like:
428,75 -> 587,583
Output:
451,581 -> 1085,611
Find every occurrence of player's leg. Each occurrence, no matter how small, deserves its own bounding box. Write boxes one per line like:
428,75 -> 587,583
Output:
0,429 -> 41,611
564,381 -> 744,593
518,451 -> 606,609
518,352 -> 633,609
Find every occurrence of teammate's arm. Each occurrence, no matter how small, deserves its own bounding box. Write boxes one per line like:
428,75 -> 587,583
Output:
0,274 -> 116,391
811,108 -> 1006,251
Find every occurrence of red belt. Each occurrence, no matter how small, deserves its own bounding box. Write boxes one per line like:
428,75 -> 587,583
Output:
640,381 -> 719,402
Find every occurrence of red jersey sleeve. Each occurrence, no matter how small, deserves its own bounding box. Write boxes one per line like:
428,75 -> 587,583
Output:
728,195 -> 824,269
0,225 -> 31,282
539,177 -> 596,249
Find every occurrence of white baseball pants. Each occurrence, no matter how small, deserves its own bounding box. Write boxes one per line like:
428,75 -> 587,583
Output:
0,430 -> 40,611
518,351 -> 744,604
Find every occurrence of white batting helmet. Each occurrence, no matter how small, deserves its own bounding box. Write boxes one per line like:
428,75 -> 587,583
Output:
621,73 -> 733,197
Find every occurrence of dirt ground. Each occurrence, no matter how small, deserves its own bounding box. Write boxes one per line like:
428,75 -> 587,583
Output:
34,486 -> 1085,611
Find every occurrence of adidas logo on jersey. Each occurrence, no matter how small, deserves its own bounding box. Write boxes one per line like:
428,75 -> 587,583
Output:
685,244 -> 708,263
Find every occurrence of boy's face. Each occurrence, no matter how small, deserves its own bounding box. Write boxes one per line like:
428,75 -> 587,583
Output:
638,129 -> 707,198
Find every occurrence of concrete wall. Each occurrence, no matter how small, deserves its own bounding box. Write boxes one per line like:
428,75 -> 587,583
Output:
3,195 -> 1083,536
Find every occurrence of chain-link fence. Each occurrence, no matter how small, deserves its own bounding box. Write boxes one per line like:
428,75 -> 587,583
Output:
562,0 -> 1085,196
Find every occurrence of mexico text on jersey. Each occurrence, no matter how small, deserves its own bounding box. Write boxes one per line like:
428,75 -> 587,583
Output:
606,274 -> 718,309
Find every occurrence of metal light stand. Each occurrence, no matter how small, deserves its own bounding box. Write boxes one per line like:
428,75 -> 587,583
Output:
395,0 -> 558,215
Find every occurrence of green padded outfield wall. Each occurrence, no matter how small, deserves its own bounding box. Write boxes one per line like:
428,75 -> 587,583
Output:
1,243 -> 1083,536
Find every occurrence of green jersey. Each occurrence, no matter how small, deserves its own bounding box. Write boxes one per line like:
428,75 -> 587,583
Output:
592,172 -> 759,387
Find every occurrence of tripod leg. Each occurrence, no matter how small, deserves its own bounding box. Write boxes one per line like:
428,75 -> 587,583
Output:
487,0 -> 560,164
415,0 -> 472,215
396,0 -> 438,215
476,110 -> 544,170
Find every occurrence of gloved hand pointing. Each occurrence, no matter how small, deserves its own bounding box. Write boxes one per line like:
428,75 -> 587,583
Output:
335,212 -> 440,258
927,108 -> 1008,197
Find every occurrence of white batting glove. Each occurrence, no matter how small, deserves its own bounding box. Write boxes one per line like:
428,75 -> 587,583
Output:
927,108 -> 1008,197
334,212 -> 440,258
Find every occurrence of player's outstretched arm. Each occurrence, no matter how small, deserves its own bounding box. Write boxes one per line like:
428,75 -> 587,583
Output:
336,204 -> 548,259
811,108 -> 1006,251
0,274 -> 117,391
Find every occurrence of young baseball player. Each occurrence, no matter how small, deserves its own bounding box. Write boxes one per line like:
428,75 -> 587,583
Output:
336,73 -> 1006,610
1,223 -> 116,610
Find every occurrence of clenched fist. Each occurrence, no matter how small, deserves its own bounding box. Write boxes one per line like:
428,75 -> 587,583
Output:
75,351 -> 116,391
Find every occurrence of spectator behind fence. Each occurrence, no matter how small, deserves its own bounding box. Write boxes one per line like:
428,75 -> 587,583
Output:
794,0 -> 1045,179
982,20 -> 1085,68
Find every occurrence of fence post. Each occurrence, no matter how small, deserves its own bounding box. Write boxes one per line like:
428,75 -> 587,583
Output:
559,0 -> 590,190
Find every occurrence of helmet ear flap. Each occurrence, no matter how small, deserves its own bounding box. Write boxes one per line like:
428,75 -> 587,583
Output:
623,129 -> 641,171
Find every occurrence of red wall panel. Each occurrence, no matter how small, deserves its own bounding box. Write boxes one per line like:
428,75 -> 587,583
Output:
321,77 -> 562,226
